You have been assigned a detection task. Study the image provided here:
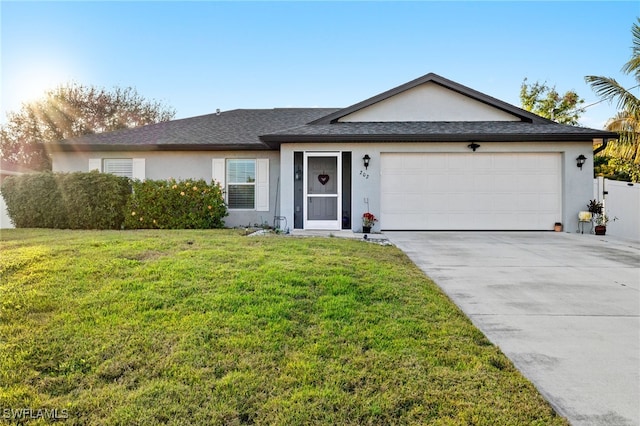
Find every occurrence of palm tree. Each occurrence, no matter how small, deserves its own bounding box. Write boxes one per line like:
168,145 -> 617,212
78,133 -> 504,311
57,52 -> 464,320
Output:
600,110 -> 639,161
585,18 -> 640,167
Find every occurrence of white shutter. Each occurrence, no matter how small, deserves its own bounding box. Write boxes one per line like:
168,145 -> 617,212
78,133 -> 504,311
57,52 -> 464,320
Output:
89,158 -> 102,172
212,158 -> 225,188
132,158 -> 145,180
256,158 -> 269,212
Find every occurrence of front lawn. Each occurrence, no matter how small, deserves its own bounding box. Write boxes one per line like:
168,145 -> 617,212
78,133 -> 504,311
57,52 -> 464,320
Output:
0,229 -> 567,425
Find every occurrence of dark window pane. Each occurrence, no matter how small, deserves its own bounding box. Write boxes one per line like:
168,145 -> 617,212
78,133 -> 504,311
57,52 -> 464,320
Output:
228,185 -> 255,209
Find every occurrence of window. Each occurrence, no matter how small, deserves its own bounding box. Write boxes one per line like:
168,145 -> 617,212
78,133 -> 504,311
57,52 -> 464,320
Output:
227,159 -> 256,209
103,159 -> 133,178
90,158 -> 145,180
212,158 -> 268,211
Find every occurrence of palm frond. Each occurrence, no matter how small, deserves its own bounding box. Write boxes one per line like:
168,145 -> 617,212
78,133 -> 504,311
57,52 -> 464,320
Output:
605,111 -> 640,133
622,18 -> 640,78
585,75 -> 640,116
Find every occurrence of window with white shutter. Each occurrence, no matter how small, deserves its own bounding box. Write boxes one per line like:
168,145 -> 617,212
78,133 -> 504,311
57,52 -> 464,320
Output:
91,158 -> 145,179
227,159 -> 256,209
103,159 -> 133,178
212,158 -> 269,211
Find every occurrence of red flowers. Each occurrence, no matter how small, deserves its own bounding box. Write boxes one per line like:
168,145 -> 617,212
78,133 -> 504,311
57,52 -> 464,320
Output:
362,212 -> 378,226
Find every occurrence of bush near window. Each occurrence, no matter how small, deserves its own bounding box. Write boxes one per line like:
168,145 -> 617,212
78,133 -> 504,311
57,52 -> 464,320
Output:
0,171 -> 130,229
1,172 -> 67,228
60,171 -> 131,229
124,178 -> 227,229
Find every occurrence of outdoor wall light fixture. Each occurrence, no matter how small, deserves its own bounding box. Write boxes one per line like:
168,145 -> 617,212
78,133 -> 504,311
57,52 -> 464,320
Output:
576,154 -> 587,170
467,142 -> 481,152
363,154 -> 371,170
294,166 -> 302,181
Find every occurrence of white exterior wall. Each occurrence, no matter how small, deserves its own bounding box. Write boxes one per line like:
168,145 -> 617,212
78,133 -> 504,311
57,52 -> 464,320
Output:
1,173 -> 26,229
280,141 -> 594,232
52,150 -> 280,228
1,195 -> 14,229
339,82 -> 520,122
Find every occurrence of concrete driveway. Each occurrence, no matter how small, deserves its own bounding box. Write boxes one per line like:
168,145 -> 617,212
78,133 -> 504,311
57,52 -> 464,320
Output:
385,231 -> 640,426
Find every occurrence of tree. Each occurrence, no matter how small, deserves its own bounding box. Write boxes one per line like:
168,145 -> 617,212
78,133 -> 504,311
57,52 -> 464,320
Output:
1,83 -> 176,170
519,78 -> 585,125
585,18 -> 640,182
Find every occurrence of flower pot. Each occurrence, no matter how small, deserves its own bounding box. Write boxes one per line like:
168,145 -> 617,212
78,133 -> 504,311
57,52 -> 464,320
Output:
362,226 -> 371,233
594,225 -> 606,235
554,222 -> 563,232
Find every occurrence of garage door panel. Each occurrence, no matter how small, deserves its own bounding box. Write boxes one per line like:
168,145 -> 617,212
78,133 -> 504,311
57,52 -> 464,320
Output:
381,153 -> 561,230
535,175 -> 559,188
518,177 -> 544,192
492,194 -> 514,210
540,194 -> 561,210
472,174 -> 494,191
516,193 -> 542,210
425,175 -> 449,191
472,155 -> 493,169
493,155 -> 515,169
420,155 -> 443,170
425,194 -> 448,211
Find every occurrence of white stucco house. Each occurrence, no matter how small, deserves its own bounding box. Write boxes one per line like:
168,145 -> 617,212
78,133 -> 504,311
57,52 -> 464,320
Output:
50,73 -> 618,232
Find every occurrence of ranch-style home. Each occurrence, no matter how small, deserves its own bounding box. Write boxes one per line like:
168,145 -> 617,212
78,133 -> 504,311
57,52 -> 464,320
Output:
50,73 -> 618,232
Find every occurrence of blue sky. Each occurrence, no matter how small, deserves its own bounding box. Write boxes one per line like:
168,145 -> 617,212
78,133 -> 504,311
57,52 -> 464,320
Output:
1,1 -> 638,129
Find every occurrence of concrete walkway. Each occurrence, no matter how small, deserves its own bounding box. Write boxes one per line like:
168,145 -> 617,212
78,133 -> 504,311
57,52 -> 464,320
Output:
385,231 -> 640,426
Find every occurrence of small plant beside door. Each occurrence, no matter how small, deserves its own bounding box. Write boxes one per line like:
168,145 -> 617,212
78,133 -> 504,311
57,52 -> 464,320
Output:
362,212 -> 378,233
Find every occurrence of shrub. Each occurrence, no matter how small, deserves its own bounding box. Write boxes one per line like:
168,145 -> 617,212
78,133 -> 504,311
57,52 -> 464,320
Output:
1,172 -> 68,228
1,171 -> 130,229
59,171 -> 131,229
124,178 -> 227,229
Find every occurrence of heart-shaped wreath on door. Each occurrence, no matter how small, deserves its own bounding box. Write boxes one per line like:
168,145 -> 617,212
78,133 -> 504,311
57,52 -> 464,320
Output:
318,174 -> 330,185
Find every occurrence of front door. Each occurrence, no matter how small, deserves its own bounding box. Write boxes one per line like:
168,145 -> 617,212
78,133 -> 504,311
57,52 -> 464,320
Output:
304,152 -> 341,230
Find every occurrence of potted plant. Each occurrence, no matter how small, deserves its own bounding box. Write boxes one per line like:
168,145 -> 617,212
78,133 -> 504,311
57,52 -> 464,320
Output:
587,199 -> 603,216
586,199 -> 618,235
593,213 -> 618,235
362,212 -> 377,233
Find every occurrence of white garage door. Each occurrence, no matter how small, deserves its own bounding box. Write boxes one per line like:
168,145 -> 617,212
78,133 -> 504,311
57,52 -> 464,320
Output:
381,153 -> 562,230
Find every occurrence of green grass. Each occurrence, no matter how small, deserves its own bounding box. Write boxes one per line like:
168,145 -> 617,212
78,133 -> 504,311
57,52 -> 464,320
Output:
0,229 -> 567,425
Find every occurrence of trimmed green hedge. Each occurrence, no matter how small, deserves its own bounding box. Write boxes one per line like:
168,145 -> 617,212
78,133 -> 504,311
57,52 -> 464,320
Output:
1,173 -> 227,230
1,171 -> 130,229
124,178 -> 227,229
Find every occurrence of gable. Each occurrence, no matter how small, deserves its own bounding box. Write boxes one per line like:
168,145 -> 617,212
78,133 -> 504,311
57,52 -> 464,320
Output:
338,81 -> 521,122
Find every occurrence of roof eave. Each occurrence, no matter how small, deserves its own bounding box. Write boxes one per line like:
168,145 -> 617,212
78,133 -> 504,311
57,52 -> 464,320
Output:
49,143 -> 274,152
260,132 -> 619,145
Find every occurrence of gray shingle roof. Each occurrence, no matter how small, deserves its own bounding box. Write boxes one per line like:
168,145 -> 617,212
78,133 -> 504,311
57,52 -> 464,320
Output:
258,72 -> 618,146
259,121 -> 619,146
51,72 -> 618,152
51,108 -> 340,151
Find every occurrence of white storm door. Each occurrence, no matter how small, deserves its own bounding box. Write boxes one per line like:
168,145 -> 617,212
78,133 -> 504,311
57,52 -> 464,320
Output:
304,152 -> 342,230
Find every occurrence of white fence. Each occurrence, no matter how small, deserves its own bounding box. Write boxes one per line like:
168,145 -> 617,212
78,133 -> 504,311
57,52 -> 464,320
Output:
0,195 -> 13,229
593,177 -> 640,242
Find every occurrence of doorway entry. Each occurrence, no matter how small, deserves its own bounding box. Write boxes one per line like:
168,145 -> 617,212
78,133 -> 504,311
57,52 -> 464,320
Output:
304,152 -> 341,230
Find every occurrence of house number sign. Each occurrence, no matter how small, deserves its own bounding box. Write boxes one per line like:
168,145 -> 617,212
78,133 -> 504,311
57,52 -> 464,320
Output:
359,170 -> 370,179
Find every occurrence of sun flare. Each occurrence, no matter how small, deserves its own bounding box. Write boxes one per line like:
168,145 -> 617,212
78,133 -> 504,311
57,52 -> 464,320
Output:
18,69 -> 61,104
2,57 -> 76,117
